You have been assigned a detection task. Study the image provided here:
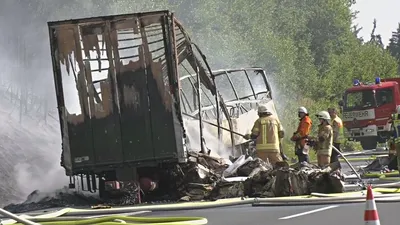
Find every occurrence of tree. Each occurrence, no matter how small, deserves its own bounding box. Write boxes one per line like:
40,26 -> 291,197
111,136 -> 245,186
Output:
387,23 -> 400,74
1,0 -> 398,139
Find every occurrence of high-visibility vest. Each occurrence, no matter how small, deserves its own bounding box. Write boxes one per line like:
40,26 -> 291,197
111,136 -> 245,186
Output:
292,116 -> 312,148
392,117 -> 400,144
251,115 -> 283,152
332,116 -> 344,144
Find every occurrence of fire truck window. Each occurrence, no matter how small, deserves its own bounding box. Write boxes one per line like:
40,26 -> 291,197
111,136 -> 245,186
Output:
376,88 -> 393,106
345,91 -> 374,109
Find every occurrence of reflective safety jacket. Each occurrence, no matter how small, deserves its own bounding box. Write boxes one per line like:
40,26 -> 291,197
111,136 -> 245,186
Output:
388,138 -> 397,155
251,115 -> 283,152
314,124 -> 333,156
291,115 -> 312,148
332,116 -> 344,144
392,115 -> 400,144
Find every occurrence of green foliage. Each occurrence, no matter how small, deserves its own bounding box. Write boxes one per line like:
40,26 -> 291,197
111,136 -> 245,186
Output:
29,0 -> 400,145
111,0 -> 400,141
387,23 -> 400,74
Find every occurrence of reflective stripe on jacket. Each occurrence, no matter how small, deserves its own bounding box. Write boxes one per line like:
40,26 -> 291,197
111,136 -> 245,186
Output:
393,118 -> 400,143
292,116 -> 312,148
332,116 -> 344,144
315,124 -> 333,156
251,115 -> 283,152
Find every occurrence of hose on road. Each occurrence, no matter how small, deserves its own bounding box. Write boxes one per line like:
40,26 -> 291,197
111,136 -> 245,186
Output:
332,145 -> 364,185
4,187 -> 400,225
252,191 -> 400,206
2,207 -> 208,225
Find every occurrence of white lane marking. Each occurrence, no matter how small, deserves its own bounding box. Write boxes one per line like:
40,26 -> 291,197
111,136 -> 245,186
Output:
279,205 -> 339,220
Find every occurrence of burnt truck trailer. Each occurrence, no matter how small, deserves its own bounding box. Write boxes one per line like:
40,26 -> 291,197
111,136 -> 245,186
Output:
47,10 -> 279,199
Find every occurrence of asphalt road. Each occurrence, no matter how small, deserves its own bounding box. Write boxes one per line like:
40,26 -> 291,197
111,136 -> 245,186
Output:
143,202 -> 400,225
143,151 -> 396,225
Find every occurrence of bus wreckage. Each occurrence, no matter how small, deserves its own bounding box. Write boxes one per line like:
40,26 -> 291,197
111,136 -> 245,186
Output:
25,10 -> 343,205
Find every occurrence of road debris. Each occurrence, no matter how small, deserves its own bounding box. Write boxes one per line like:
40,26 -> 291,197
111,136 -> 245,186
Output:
4,153 -> 343,213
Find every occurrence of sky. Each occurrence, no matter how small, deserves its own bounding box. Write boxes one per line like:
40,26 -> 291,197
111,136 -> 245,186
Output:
353,0 -> 400,45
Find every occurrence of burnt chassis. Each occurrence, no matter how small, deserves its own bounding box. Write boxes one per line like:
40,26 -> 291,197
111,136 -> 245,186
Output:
47,10 -> 276,198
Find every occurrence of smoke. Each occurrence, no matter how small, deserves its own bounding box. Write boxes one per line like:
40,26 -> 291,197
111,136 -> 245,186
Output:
0,0 -> 284,205
184,119 -> 231,160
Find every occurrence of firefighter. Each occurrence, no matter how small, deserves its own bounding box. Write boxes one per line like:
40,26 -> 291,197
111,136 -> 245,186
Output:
290,107 -> 312,163
328,108 -> 344,164
244,104 -> 284,166
390,106 -> 400,174
310,111 -> 333,167
387,136 -> 398,170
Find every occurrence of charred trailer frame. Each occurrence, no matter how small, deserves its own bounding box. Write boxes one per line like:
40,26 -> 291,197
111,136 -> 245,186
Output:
179,68 -> 278,157
47,10 -> 223,198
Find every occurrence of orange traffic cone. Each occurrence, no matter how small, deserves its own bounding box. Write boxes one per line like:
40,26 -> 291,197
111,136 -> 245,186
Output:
364,185 -> 380,225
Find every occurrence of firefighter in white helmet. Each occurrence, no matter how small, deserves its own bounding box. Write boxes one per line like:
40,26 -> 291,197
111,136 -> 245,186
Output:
291,107 -> 312,163
244,104 -> 285,166
308,111 -> 333,167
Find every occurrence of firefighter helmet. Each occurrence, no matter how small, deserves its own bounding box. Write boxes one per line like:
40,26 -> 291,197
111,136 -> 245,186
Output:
258,104 -> 270,114
316,111 -> 331,121
298,106 -> 308,114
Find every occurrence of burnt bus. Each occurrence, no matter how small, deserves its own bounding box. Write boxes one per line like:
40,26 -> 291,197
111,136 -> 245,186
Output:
47,10 -> 227,198
48,10 -> 279,199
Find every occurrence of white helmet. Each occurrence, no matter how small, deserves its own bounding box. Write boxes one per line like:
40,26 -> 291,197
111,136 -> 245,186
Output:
298,106 -> 308,114
316,111 -> 331,121
258,104 -> 270,114
396,105 -> 400,114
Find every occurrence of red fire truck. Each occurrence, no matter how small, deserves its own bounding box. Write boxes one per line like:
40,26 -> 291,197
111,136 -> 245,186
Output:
340,77 -> 400,150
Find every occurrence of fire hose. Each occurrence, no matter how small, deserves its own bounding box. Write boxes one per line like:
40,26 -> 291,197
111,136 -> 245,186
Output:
331,145 -> 364,185
3,188 -> 400,225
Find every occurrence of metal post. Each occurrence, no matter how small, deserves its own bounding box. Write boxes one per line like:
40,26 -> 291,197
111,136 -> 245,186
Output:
195,63 -> 205,153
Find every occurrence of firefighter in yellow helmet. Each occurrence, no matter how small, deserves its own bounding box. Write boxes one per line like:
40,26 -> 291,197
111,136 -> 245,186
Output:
244,104 -> 284,166
309,111 -> 334,167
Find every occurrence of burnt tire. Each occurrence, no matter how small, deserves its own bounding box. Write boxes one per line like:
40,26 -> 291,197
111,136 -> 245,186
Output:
360,138 -> 378,150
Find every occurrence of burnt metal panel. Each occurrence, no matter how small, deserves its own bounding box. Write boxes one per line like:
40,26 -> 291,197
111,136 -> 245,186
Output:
67,118 -> 96,167
90,112 -> 123,165
116,69 -> 154,162
146,63 -> 182,160
49,10 -> 224,175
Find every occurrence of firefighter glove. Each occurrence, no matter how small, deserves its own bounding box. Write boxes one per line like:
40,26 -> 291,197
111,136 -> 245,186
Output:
290,133 -> 298,141
278,130 -> 285,138
244,134 -> 251,140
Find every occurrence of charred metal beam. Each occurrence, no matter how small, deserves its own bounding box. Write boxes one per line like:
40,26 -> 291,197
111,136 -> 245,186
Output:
244,70 -> 257,99
224,71 -> 239,100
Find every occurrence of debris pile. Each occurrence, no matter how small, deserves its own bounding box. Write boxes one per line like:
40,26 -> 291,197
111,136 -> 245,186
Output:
4,152 -> 344,213
4,188 -> 102,213
361,155 -> 398,173
174,152 -> 344,201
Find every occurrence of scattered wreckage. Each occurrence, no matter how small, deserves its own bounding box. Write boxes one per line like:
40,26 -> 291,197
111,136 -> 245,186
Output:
3,10 -> 345,212
4,154 -> 344,213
